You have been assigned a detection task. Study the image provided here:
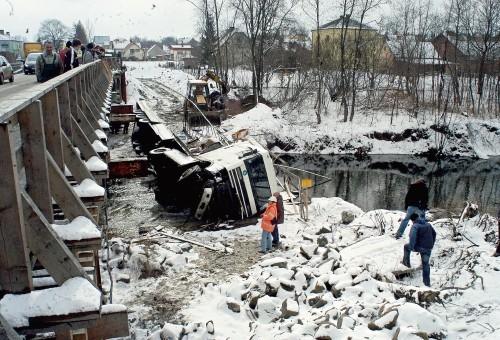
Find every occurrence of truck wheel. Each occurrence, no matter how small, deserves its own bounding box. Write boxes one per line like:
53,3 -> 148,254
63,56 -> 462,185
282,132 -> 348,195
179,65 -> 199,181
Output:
9,74 -> 14,82
0,74 -> 4,85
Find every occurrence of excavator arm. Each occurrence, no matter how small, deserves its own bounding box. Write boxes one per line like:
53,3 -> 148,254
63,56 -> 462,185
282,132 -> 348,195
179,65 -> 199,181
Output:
204,70 -> 230,95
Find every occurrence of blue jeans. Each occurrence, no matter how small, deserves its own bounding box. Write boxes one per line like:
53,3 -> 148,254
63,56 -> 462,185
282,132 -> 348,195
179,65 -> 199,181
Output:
403,244 -> 432,286
396,206 -> 424,237
272,224 -> 279,244
261,230 -> 272,252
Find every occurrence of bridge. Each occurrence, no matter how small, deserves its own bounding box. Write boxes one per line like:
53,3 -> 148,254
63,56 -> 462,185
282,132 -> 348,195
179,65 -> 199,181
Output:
0,59 -> 129,339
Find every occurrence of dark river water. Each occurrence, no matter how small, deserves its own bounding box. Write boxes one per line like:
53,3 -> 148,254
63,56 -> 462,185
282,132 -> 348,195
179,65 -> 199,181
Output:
278,154 -> 500,215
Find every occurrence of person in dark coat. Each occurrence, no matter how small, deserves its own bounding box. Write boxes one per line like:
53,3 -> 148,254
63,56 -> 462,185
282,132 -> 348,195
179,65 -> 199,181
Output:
272,192 -> 284,246
395,179 -> 429,239
64,39 -> 81,72
401,213 -> 436,287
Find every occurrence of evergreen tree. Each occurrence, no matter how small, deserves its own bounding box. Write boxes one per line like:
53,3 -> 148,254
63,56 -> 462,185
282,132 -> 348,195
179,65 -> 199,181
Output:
73,20 -> 88,44
200,13 -> 216,65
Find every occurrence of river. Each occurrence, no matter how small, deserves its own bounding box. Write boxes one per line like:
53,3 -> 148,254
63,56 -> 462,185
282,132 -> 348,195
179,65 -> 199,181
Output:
279,154 -> 500,216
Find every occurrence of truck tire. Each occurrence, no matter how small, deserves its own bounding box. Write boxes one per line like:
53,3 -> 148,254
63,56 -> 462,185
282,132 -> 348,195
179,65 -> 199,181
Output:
0,74 -> 4,85
9,74 -> 14,82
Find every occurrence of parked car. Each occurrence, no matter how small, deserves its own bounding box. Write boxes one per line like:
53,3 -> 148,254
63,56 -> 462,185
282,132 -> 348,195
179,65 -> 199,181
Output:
0,55 -> 14,84
24,52 -> 42,75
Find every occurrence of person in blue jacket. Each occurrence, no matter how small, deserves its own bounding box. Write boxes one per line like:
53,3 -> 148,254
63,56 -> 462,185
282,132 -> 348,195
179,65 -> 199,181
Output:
401,213 -> 437,287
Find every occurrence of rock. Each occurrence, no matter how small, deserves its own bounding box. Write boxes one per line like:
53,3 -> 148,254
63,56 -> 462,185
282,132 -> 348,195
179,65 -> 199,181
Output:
226,297 -> 241,313
341,211 -> 355,224
256,295 -> 280,323
206,320 -> 214,335
280,280 -> 295,292
115,273 -> 130,283
368,309 -> 398,330
248,291 -> 261,309
311,279 -> 326,293
317,235 -> 328,247
261,257 -> 288,269
331,287 -> 342,298
308,296 -> 321,306
265,277 -> 280,296
316,226 -> 331,234
281,298 -> 299,318
337,315 -> 356,329
313,298 -> 328,308
300,244 -> 318,260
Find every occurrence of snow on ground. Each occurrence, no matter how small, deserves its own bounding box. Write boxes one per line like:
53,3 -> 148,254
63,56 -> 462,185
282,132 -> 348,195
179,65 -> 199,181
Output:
101,62 -> 500,339
104,196 -> 499,339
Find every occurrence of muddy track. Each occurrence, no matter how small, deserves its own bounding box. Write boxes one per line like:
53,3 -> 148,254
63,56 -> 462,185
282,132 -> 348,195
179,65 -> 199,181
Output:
139,78 -> 185,132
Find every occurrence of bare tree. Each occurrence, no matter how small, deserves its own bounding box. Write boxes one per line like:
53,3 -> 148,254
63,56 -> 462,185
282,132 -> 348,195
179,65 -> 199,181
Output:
462,0 -> 499,116
233,0 -> 299,102
37,19 -> 71,51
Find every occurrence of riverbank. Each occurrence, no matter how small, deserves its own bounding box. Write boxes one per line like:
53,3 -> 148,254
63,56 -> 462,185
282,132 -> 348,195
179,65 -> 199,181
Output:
125,61 -> 500,160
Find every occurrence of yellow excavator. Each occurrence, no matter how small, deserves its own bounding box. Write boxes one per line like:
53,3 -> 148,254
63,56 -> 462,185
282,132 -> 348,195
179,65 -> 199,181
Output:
183,71 -> 230,126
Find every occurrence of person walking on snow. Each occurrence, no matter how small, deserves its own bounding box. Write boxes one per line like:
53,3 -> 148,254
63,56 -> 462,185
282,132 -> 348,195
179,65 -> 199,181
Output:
395,179 -> 429,239
401,213 -> 436,287
260,196 -> 277,254
272,192 -> 284,246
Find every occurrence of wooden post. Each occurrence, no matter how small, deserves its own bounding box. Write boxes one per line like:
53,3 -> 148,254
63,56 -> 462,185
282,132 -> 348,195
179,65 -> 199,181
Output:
58,82 -> 73,139
21,190 -> 92,286
42,89 -> 65,171
0,123 -> 33,294
46,152 -> 96,223
19,101 -> 54,223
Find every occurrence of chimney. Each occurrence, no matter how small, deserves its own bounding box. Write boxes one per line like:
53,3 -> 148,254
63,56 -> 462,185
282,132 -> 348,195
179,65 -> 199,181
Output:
0,30 -> 4,35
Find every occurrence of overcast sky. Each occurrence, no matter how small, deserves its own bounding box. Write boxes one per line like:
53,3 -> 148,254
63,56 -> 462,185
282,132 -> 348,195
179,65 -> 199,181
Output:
2,0 -> 198,41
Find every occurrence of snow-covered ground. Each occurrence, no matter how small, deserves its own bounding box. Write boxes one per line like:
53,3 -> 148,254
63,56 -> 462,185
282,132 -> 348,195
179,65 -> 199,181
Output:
100,62 -> 500,339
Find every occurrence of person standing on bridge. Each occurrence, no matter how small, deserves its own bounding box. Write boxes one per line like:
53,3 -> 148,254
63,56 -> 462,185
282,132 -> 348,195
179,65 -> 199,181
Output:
64,39 -> 82,72
82,42 -> 95,64
36,40 -> 63,83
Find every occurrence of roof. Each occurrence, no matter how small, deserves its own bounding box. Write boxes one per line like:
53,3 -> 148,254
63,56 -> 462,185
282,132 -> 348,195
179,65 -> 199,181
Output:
0,34 -> 22,41
122,42 -> 142,53
170,44 -> 192,50
112,40 -> 130,50
93,36 -> 110,45
386,35 -> 440,63
147,44 -> 167,55
319,16 -> 376,30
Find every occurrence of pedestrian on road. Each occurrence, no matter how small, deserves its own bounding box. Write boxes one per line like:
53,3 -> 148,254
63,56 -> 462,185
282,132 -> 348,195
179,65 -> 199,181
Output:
395,179 -> 429,239
401,213 -> 436,287
272,192 -> 284,246
260,196 -> 277,254
35,40 -> 63,83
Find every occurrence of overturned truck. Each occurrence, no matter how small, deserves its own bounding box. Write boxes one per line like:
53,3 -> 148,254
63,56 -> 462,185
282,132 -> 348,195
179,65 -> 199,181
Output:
131,105 -> 278,221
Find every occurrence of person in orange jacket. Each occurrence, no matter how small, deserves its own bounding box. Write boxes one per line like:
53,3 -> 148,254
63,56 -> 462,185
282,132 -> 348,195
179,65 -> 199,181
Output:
260,196 -> 278,254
